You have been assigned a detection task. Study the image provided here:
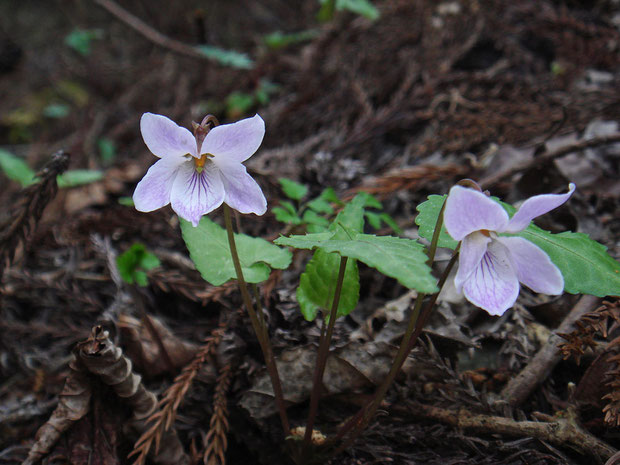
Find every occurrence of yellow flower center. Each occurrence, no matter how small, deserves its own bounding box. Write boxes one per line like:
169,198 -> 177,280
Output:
193,153 -> 213,173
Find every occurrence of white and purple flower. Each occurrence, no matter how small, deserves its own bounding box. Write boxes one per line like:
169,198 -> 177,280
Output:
133,113 -> 267,226
444,183 -> 576,316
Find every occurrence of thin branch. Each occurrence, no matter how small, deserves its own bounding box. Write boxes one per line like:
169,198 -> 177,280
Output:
93,0 -> 209,61
402,402 -> 615,462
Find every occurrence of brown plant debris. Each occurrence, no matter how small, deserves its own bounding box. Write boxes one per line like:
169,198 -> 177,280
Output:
78,326 -> 189,465
559,299 -> 620,364
501,295 -> 600,408
118,313 -> 199,378
345,163 -> 468,200
0,151 -> 69,278
23,326 -> 188,465
130,321 -> 229,465
602,336 -> 620,427
400,402 -> 616,463
22,358 -> 92,465
203,363 -> 233,465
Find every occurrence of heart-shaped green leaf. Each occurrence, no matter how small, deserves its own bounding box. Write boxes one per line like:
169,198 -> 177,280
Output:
181,216 -> 292,286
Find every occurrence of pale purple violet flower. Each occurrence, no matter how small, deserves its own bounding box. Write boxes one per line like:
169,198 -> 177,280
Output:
133,113 -> 267,226
444,183 -> 576,316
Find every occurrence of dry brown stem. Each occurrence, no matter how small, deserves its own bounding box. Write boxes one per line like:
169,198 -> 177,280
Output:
501,295 -> 600,407
203,363 -> 233,465
0,151 -> 69,277
403,402 -> 616,462
130,322 -> 228,465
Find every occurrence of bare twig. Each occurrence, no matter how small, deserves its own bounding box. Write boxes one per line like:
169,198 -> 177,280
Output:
501,295 -> 600,407
480,133 -> 620,189
402,401 -> 615,462
93,0 -> 209,61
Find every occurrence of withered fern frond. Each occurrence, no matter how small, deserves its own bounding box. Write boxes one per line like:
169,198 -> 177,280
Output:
0,151 -> 69,277
203,363 -> 233,465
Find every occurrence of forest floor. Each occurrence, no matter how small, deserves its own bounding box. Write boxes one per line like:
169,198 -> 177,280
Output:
1,1 -> 620,464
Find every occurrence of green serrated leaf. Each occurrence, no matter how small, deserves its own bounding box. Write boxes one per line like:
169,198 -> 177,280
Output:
57,170 -> 103,188
116,243 -> 159,287
134,270 -> 148,287
514,227 -> 620,297
194,45 -> 254,69
357,191 -> 382,209
0,149 -> 36,187
415,194 -> 456,248
307,197 -> 334,214
180,216 -> 292,286
416,193 -> 620,297
273,206 -> 302,225
279,178 -> 308,201
380,213 -> 403,235
140,252 -> 161,271
276,228 -> 437,293
333,193 -> 366,233
289,196 -> 367,320
320,187 -> 341,204
364,211 -> 382,229
297,248 -> 360,320
302,209 -> 330,228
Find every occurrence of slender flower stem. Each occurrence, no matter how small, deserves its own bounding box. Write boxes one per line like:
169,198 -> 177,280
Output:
251,283 -> 267,334
223,204 -> 290,433
304,256 -> 348,446
330,250 -> 459,457
329,197 -> 450,454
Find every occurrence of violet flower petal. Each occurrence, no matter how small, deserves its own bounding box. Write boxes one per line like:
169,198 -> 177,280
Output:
497,236 -> 564,294
444,185 -> 509,241
454,231 -> 491,293
170,162 -> 225,226
201,114 -> 265,163
503,183 -> 576,233
216,161 -> 267,215
140,113 -> 197,159
133,158 -> 184,212
462,240 -> 519,316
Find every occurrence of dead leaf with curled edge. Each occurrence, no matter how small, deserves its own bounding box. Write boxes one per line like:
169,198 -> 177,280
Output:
118,313 -> 200,378
239,341 -> 397,420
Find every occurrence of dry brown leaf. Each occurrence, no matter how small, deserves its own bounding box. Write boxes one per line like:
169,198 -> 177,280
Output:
239,341 -> 397,420
118,313 -> 199,378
